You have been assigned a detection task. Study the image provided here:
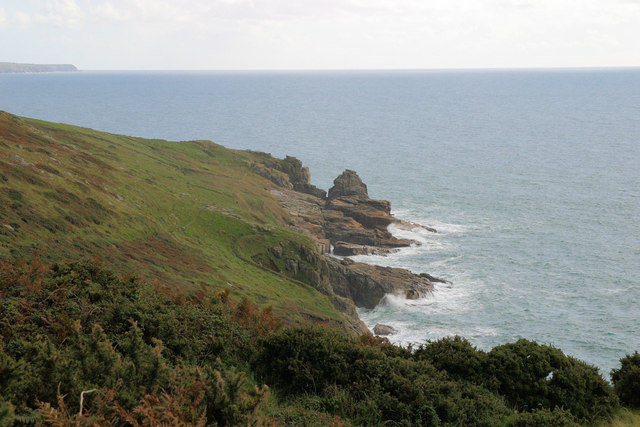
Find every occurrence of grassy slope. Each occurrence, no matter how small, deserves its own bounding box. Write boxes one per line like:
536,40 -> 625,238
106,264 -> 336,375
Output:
0,111 -> 344,327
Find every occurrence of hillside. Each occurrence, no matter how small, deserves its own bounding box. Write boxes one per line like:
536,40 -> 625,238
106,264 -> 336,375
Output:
2,111 -> 639,425
0,111 -> 361,332
0,62 -> 78,73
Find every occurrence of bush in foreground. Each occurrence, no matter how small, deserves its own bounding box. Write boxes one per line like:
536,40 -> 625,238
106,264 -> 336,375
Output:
0,258 -> 631,426
611,351 -> 640,408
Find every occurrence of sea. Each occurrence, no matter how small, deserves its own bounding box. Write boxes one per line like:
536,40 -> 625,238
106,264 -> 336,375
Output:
1,69 -> 638,376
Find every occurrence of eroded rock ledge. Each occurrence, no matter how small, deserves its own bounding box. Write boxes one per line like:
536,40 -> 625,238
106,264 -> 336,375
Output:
253,155 -> 446,325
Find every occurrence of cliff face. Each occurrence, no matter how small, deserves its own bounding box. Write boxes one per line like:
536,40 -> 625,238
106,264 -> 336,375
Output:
251,155 -> 444,314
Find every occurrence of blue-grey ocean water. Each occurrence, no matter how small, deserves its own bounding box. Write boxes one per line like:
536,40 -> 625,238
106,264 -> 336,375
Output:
1,69 -> 639,375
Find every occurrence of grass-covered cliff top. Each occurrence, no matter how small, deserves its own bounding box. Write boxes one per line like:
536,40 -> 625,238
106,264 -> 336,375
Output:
0,111 -> 348,329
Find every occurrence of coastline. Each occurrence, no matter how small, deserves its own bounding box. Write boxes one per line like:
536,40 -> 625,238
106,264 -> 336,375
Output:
0,62 -> 78,73
258,156 -> 448,336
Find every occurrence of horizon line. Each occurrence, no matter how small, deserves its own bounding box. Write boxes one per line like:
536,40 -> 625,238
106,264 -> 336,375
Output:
74,65 -> 640,73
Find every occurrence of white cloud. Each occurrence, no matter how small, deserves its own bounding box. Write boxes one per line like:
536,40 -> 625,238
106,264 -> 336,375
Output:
94,2 -> 130,22
33,0 -> 84,28
0,8 -> 6,25
92,0 -> 198,23
1,0 -> 638,69
13,10 -> 33,27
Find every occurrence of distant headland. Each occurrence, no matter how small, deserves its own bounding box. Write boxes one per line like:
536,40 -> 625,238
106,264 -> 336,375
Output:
0,61 -> 78,73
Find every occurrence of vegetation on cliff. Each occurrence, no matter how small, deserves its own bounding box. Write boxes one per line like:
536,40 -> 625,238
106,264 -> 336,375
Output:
1,258 -> 638,426
1,112 -> 639,425
0,111 -> 360,332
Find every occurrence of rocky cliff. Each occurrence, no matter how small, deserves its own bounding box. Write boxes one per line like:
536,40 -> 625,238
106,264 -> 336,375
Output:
252,155 -> 446,320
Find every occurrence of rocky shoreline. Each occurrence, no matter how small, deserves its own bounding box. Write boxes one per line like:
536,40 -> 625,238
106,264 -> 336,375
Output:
252,154 -> 448,335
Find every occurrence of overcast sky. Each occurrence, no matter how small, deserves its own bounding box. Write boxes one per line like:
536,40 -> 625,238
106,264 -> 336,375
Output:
1,0 -> 639,70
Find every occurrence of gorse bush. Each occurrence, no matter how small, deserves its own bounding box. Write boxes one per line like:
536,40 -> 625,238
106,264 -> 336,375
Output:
611,351 -> 640,408
0,258 -> 631,426
0,258 -> 275,425
413,335 -> 488,385
254,325 -> 512,426
414,336 -> 619,423
488,340 -> 618,421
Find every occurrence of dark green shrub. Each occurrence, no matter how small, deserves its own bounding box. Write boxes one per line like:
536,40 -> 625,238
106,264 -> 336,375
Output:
255,326 -> 513,426
488,339 -> 617,422
611,351 -> 640,408
253,325 -> 367,395
488,339 -> 567,410
414,335 -> 488,385
548,356 -> 618,421
0,399 -> 16,427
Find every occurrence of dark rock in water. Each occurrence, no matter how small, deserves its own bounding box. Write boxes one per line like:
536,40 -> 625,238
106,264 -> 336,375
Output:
419,273 -> 451,284
328,169 -> 369,200
373,323 -> 398,335
326,257 -> 433,309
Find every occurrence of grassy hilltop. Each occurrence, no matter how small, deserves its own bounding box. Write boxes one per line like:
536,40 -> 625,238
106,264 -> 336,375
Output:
0,111 -> 348,328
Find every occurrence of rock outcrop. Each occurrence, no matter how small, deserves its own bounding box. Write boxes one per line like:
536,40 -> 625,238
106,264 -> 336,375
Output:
255,157 -> 444,321
269,168 -> 421,255
260,239 -> 369,336
327,169 -> 369,200
251,153 -> 326,199
326,257 -> 433,309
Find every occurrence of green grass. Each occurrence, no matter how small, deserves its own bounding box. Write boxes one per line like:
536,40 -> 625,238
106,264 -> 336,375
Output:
0,111 -> 345,327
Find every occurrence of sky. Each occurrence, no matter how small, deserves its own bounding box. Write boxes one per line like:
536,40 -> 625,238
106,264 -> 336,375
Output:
1,0 -> 639,70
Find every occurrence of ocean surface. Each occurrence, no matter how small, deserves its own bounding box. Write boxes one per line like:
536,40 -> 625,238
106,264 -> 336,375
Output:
2,69 -> 639,375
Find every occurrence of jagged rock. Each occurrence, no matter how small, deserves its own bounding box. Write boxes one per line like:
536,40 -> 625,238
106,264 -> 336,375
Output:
327,197 -> 393,229
394,219 -> 437,234
326,257 -> 433,309
282,156 -> 310,185
333,242 -> 396,256
281,156 -> 327,198
328,169 -> 369,200
266,160 -> 444,320
373,323 -> 398,335
294,183 -> 327,199
252,163 -> 294,189
419,272 -> 451,284
252,155 -> 327,198
333,242 -> 377,256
